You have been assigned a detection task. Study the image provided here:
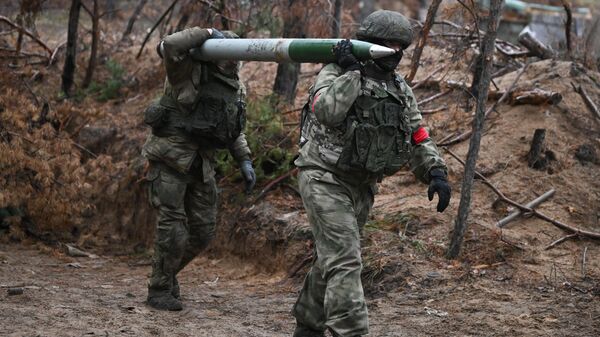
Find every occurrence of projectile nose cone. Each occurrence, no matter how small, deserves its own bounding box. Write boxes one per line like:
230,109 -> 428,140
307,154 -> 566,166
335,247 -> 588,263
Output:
369,45 -> 397,59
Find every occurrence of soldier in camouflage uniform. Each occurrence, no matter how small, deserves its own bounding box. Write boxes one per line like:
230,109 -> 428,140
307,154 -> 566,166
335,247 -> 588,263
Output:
141,28 -> 256,311
292,10 -> 452,337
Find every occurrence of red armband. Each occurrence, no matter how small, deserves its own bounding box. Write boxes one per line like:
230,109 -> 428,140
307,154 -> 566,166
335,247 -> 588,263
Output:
311,93 -> 321,113
412,127 -> 429,145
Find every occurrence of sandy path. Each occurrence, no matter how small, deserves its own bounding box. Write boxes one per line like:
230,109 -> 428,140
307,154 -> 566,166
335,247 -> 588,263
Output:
1,244 -> 598,337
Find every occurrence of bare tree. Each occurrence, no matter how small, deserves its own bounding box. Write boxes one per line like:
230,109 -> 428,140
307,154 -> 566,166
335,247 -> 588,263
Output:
121,0 -> 148,42
273,0 -> 307,103
447,0 -> 504,259
332,0 -> 343,38
405,0 -> 442,84
62,0 -> 82,96
83,0 -> 99,88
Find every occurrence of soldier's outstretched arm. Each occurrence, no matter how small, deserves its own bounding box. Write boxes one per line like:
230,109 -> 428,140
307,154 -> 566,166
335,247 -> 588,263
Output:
158,27 -> 215,85
310,64 -> 361,127
400,80 -> 451,212
399,80 -> 447,183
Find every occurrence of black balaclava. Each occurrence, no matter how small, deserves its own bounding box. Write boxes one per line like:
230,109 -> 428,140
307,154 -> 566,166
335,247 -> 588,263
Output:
374,50 -> 403,73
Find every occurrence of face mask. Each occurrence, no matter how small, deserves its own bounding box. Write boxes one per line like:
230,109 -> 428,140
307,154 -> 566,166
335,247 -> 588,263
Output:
374,50 -> 403,72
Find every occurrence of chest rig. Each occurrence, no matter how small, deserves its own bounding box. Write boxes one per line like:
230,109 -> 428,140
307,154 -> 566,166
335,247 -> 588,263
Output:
301,74 -> 413,176
159,63 -> 246,148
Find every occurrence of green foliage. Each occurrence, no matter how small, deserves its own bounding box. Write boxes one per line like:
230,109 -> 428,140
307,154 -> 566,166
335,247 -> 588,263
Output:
86,59 -> 125,102
216,95 -> 296,186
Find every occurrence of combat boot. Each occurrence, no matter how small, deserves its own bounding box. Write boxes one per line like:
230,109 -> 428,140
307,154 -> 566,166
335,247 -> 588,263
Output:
147,290 -> 183,311
292,322 -> 325,337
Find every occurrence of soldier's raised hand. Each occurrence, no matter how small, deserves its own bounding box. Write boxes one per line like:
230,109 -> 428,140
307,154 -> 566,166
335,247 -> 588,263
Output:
427,168 -> 451,212
334,39 -> 361,72
208,28 -> 225,39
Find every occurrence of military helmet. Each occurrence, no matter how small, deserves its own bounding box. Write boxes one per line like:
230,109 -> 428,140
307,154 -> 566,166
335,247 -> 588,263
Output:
356,10 -> 414,49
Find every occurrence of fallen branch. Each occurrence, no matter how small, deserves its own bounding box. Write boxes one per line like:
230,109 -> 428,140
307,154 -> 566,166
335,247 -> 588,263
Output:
486,63 -> 530,114
253,168 -> 299,204
445,148 -> 600,241
418,89 -> 451,106
544,233 -> 578,250
0,48 -> 47,60
496,189 -> 555,228
512,88 -> 562,105
572,82 -> 600,122
48,40 -> 67,66
71,140 -> 98,158
411,65 -> 444,90
0,15 -> 52,56
421,105 -> 448,115
439,63 -> 529,147
136,0 -> 180,59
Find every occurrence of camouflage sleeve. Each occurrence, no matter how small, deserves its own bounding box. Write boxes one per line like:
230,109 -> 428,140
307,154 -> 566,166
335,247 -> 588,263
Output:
229,133 -> 251,162
311,64 -> 361,127
401,80 -> 447,184
160,27 -> 212,85
229,82 -> 251,162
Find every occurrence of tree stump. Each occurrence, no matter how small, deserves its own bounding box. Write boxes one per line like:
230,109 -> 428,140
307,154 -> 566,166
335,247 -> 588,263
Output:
528,129 -> 548,170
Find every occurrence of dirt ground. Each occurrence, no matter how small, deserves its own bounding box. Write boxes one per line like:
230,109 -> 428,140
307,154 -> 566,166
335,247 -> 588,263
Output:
1,242 -> 598,337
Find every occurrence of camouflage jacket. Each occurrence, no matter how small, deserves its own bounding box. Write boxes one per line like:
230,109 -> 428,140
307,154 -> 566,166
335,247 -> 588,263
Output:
142,27 -> 251,180
296,62 -> 447,185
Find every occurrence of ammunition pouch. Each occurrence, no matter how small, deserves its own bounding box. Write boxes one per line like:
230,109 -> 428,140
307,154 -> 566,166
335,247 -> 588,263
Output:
159,94 -> 245,148
337,98 -> 412,175
143,102 -> 169,131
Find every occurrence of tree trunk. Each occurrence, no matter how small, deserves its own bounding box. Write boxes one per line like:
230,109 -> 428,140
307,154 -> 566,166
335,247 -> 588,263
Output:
104,0 -> 116,20
273,0 -> 306,103
62,0 -> 82,96
219,0 -> 230,30
406,0 -> 442,84
83,0 -> 99,88
447,0 -> 504,259
332,0 -> 343,37
121,0 -> 147,41
358,0 -> 375,22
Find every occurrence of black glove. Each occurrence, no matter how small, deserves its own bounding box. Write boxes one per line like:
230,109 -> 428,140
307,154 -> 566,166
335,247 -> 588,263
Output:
333,39 -> 361,72
427,168 -> 451,212
239,160 -> 256,194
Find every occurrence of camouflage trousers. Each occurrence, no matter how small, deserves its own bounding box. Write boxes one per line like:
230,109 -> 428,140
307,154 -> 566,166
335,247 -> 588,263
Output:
293,168 -> 374,337
146,162 -> 217,294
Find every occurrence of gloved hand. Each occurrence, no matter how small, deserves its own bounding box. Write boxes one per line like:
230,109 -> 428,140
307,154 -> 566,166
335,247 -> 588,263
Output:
427,168 -> 451,212
239,160 -> 256,194
209,28 -> 225,39
333,39 -> 361,72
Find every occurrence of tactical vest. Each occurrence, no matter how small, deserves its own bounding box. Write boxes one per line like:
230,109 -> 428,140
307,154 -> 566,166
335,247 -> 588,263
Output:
301,75 -> 413,176
158,64 -> 246,148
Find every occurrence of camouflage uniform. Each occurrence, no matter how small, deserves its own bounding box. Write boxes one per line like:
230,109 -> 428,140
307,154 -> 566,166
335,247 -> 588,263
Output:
141,27 -> 252,309
292,11 -> 449,337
